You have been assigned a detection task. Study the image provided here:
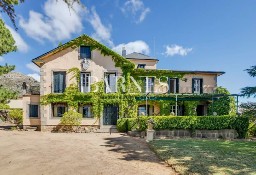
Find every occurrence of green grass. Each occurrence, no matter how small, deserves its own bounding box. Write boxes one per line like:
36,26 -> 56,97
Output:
150,139 -> 256,175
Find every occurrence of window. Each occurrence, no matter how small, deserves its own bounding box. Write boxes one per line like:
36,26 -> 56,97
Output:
192,78 -> 203,94
170,105 -> 178,115
52,104 -> 67,117
81,72 -> 91,93
169,78 -> 179,93
79,105 -> 92,118
80,46 -> 91,59
137,64 -> 146,69
143,77 -> 154,93
138,105 -> 149,116
29,104 -> 39,118
105,73 -> 117,93
53,72 -> 66,93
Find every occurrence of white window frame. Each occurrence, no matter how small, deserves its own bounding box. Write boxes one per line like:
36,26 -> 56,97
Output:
80,72 -> 91,93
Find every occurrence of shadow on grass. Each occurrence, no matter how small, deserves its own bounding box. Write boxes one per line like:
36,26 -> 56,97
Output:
150,139 -> 256,175
100,134 -> 166,164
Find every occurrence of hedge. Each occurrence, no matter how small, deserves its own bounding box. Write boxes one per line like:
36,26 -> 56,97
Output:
117,116 -> 249,138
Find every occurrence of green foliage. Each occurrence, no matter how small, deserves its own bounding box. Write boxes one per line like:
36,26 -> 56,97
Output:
208,87 -> 236,115
116,118 -> 127,132
0,63 -> 15,76
0,103 -> 10,109
184,101 -> 198,116
60,110 -> 82,126
117,115 -> 249,138
0,19 -> 17,56
240,102 -> 256,121
0,87 -> 17,103
247,122 -> 256,137
241,65 -> 256,97
131,69 -> 185,79
9,109 -> 23,124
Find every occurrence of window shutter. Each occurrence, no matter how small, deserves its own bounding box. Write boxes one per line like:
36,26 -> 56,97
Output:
192,78 -> 195,93
200,79 -> 203,94
176,78 -> 179,93
78,46 -> 81,60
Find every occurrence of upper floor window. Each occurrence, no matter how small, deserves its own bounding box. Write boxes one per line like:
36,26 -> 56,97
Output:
80,46 -> 91,59
29,104 -> 39,118
169,78 -> 179,93
53,72 -> 66,93
105,72 -> 117,93
81,72 -> 91,93
192,78 -> 203,94
137,64 -> 146,69
143,77 -> 154,93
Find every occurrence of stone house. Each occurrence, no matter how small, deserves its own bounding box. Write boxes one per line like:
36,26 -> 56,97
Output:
22,35 -> 224,131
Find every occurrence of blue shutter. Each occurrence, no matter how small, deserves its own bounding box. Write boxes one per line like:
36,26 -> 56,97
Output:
200,79 -> 203,94
192,78 -> 195,93
176,78 -> 179,93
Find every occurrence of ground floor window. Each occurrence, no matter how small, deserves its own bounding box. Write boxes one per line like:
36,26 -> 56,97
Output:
170,105 -> 178,115
79,105 -> 93,118
138,105 -> 149,116
52,103 -> 68,117
29,104 -> 39,118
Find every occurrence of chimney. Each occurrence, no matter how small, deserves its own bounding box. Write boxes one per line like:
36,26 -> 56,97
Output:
122,47 -> 126,57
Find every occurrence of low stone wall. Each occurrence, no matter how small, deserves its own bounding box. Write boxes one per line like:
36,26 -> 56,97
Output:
155,129 -> 238,139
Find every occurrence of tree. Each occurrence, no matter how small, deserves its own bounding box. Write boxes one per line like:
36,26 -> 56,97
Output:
241,65 -> 256,97
208,87 -> 236,115
0,19 -> 16,56
240,102 -> 256,119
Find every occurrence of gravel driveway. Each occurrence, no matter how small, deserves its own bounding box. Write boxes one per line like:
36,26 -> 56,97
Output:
0,131 -> 175,175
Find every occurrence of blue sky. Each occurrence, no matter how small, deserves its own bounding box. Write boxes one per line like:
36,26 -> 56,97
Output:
0,0 -> 255,103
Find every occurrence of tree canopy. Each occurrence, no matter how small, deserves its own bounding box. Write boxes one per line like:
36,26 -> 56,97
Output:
241,65 -> 256,97
0,19 -> 16,56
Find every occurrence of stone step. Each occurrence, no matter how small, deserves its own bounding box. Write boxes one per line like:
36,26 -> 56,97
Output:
25,126 -> 38,131
96,128 -> 118,133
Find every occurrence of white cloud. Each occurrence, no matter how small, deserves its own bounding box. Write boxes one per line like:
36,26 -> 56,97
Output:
19,0 -> 84,43
26,63 -> 40,73
0,57 -> 4,62
87,7 -> 113,47
27,73 -> 40,82
121,0 -> 150,23
112,40 -> 150,55
164,44 -> 192,56
6,25 -> 29,53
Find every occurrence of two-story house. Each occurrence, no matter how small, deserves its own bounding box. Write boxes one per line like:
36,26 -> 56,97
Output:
22,35 -> 224,131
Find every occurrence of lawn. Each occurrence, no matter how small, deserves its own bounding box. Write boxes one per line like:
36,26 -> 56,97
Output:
150,139 -> 256,175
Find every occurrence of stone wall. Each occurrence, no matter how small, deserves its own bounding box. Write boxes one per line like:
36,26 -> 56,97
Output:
155,129 -> 238,139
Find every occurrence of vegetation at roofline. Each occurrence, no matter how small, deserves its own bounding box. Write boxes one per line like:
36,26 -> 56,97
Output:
117,115 -> 249,138
131,69 -> 185,80
35,35 -> 135,72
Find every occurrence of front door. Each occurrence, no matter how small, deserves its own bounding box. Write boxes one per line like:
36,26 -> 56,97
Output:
103,104 -> 118,125
196,105 -> 205,116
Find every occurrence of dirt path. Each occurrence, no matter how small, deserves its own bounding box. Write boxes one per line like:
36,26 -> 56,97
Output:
0,131 -> 175,175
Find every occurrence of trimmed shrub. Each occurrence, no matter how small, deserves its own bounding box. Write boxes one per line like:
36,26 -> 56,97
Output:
117,118 -> 127,132
117,115 -> 249,138
60,110 -> 82,126
9,109 -> 23,124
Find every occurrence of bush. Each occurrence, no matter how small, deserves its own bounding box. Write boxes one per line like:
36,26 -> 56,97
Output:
116,118 -> 127,132
117,115 -> 249,138
9,109 -> 23,124
0,103 -> 10,109
59,110 -> 83,132
60,110 -> 82,126
247,122 -> 256,137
